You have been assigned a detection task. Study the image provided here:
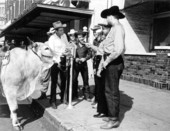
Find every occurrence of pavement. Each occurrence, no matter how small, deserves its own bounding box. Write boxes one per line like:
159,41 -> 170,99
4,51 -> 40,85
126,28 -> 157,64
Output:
35,78 -> 170,131
0,90 -> 49,131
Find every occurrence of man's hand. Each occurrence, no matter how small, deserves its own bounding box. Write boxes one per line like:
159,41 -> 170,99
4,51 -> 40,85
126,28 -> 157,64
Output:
103,61 -> 108,69
80,58 -> 86,62
85,43 -> 92,48
75,58 -> 80,63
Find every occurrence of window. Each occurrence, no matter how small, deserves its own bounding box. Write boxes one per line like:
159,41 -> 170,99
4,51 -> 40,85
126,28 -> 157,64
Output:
153,1 -> 170,47
153,17 -> 170,46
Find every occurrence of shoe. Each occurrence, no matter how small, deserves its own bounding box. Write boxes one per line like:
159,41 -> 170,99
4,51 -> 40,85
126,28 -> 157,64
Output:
84,97 -> 91,102
92,103 -> 97,109
102,117 -> 118,122
102,117 -> 110,122
100,120 -> 120,129
93,113 -> 106,118
51,102 -> 57,109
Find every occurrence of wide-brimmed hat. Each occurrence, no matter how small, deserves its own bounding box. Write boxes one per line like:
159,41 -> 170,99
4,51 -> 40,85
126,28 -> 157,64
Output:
52,21 -> 67,29
101,6 -> 125,19
91,25 -> 101,31
68,29 -> 77,35
47,27 -> 55,35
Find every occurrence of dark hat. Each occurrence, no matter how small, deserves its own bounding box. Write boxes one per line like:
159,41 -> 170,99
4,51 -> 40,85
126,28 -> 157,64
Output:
101,6 -> 125,19
91,25 -> 101,31
52,21 -> 67,29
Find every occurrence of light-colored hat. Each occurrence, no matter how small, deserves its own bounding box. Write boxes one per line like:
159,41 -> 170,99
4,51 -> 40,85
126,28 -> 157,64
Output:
68,29 -> 77,35
83,26 -> 88,33
52,21 -> 67,29
98,20 -> 111,28
91,25 -> 101,31
47,27 -> 55,35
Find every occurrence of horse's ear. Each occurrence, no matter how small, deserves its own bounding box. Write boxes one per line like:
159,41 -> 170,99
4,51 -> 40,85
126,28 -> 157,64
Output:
27,37 -> 37,48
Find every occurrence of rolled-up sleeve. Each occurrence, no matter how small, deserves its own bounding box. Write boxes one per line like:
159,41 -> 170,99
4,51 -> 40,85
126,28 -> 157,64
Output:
85,48 -> 92,60
105,26 -> 125,64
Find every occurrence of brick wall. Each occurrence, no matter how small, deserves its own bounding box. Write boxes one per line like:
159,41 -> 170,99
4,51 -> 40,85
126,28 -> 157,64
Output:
122,48 -> 170,90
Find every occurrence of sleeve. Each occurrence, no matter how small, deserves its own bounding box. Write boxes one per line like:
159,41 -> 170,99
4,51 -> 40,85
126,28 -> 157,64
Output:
105,26 -> 125,64
85,48 -> 92,60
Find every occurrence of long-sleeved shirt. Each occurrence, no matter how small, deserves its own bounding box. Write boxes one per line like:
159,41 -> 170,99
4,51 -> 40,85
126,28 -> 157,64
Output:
76,43 -> 92,61
98,22 -> 125,64
48,33 -> 66,63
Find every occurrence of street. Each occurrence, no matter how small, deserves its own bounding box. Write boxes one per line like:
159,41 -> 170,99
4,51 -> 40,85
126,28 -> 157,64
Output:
0,87 -> 48,131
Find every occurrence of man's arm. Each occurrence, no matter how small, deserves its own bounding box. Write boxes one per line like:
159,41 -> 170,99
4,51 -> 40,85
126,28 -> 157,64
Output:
85,48 -> 92,61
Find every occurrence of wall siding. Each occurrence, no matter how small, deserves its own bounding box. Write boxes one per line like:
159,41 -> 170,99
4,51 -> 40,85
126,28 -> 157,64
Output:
125,2 -> 154,52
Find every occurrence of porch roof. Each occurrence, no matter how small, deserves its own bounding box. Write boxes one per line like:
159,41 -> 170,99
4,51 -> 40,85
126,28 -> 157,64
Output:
0,3 -> 93,37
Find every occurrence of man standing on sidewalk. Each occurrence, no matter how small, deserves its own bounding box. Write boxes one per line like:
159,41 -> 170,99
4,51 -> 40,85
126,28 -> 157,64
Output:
86,6 -> 125,129
73,30 -> 92,101
48,21 -> 68,109
99,6 -> 126,129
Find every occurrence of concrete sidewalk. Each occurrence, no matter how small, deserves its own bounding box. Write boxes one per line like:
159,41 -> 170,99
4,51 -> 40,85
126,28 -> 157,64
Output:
35,79 -> 170,131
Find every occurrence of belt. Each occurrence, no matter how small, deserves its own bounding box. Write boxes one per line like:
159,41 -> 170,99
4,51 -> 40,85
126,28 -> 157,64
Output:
104,53 -> 123,65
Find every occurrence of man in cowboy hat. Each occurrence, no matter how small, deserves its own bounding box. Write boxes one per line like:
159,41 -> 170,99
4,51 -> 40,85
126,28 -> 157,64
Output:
48,21 -> 69,108
99,6 -> 125,129
68,29 -> 77,49
87,6 -> 125,129
72,30 -> 92,101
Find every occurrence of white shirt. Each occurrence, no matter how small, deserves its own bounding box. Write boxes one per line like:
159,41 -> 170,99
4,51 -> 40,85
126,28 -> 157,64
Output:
48,33 -> 66,63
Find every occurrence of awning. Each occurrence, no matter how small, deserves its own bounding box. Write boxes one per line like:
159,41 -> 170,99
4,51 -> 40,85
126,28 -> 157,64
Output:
0,3 -> 93,37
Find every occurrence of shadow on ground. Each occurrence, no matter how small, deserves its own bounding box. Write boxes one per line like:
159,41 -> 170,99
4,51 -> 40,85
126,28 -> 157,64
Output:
119,90 -> 134,124
0,94 -> 45,129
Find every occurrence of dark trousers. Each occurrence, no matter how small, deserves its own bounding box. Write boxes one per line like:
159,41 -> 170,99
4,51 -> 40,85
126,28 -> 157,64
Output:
96,70 -> 108,115
104,56 -> 124,118
50,63 -> 66,103
93,55 -> 102,102
73,62 -> 90,99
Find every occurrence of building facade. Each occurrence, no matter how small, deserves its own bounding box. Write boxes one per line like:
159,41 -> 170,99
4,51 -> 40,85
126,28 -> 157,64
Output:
0,0 -> 5,26
2,0 -> 170,89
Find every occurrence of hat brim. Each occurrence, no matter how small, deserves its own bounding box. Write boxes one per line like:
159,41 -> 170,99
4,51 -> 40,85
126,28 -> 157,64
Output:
98,23 -> 112,28
101,9 -> 125,19
53,24 -> 67,29
91,27 -> 101,31
68,32 -> 77,35
75,31 -> 87,36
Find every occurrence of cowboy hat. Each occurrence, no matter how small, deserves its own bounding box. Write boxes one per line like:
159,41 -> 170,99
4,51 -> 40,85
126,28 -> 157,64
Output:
101,6 -> 125,19
47,27 -> 55,35
91,25 -> 101,31
83,26 -> 88,33
52,21 -> 67,29
68,29 -> 77,35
